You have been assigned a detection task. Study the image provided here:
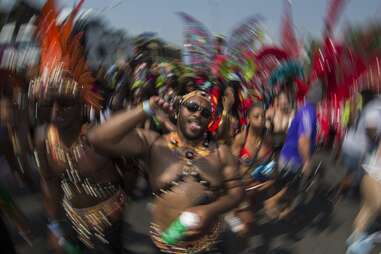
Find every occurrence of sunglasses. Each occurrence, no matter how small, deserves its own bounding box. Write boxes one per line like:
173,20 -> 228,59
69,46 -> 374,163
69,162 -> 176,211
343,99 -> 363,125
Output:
182,101 -> 212,119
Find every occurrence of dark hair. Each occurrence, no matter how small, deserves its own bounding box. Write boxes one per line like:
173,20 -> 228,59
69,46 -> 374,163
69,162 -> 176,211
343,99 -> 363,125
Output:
176,77 -> 196,96
247,101 -> 265,115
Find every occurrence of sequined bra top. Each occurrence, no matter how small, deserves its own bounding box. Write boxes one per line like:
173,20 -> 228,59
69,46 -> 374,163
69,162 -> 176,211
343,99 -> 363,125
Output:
46,125 -> 121,201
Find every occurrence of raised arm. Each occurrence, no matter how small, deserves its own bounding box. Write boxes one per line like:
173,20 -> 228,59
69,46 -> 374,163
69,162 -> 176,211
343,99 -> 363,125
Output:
214,95 -> 234,142
87,97 -> 170,157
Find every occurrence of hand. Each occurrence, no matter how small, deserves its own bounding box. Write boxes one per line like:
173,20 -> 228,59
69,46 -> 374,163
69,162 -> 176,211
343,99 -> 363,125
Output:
184,206 -> 214,238
149,96 -> 176,131
222,95 -> 234,112
149,96 -> 173,115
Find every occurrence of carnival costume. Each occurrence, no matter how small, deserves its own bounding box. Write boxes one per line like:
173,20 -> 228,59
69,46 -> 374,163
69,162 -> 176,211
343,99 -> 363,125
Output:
30,1 -> 129,251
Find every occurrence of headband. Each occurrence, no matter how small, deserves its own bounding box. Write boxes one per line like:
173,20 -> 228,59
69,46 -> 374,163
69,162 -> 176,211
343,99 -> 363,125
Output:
181,90 -> 211,106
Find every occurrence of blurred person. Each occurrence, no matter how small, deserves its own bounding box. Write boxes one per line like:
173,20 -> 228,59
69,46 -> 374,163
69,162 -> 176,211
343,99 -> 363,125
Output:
214,79 -> 243,145
266,91 -> 295,155
265,81 -> 323,219
229,102 -> 274,236
346,129 -> 381,254
32,71 -> 139,254
31,2 -> 136,253
338,92 -> 380,194
32,71 -> 134,253
87,90 -> 244,254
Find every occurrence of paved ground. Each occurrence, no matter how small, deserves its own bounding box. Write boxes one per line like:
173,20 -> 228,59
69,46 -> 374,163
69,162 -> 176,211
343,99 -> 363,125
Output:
1,152 -> 381,254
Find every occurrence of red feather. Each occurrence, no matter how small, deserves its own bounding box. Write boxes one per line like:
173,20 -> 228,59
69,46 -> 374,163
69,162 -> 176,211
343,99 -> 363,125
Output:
281,0 -> 299,58
324,0 -> 348,36
36,0 -> 102,109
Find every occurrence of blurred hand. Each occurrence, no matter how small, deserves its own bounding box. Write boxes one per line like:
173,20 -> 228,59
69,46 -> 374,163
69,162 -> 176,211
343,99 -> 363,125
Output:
184,206 -> 214,238
148,96 -> 176,132
222,94 -> 234,112
149,96 -> 173,115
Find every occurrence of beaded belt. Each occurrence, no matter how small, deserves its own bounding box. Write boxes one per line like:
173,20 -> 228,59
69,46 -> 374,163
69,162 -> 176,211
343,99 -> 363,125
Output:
63,190 -> 126,248
149,220 -> 223,254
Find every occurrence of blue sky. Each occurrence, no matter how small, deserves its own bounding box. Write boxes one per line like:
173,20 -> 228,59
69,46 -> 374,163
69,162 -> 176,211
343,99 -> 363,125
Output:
2,0 -> 381,46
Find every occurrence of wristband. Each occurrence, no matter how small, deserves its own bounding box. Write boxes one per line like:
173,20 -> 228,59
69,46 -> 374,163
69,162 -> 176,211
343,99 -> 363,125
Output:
142,100 -> 155,117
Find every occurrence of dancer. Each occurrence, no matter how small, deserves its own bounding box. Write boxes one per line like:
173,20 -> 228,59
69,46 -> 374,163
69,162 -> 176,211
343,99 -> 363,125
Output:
265,82 -> 323,219
230,102 -> 274,236
266,91 -> 295,154
88,90 -> 244,253
32,1 -> 132,252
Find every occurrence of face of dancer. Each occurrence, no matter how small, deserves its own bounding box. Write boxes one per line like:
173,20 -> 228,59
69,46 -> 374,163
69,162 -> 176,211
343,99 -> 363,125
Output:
50,96 -> 81,129
249,106 -> 265,131
278,93 -> 289,112
178,96 -> 211,141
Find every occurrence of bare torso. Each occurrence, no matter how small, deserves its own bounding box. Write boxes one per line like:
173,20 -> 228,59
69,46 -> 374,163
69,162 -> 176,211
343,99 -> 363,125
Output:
41,124 -> 124,208
147,133 -> 225,231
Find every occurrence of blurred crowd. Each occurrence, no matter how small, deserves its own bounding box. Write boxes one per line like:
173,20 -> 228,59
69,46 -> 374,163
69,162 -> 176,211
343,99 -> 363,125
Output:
1,0 -> 381,254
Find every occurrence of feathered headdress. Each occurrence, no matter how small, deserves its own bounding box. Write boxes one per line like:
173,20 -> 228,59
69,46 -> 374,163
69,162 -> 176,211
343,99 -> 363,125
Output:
29,0 -> 102,109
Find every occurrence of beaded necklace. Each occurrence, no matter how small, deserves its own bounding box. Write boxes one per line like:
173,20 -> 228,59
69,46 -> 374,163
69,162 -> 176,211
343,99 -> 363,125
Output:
152,132 -> 215,198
